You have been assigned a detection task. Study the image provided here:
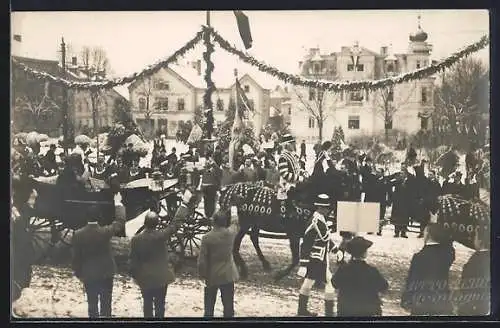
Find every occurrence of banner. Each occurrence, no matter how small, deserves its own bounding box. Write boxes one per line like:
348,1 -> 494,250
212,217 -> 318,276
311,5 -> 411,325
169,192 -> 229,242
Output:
337,201 -> 380,233
234,11 -> 253,50
187,123 -> 203,144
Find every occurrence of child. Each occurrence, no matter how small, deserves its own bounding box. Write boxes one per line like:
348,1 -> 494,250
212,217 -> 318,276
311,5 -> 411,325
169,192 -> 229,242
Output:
332,236 -> 388,316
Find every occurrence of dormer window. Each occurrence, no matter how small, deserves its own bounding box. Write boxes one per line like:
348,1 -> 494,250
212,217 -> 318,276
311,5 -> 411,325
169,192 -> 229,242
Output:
155,79 -> 170,90
244,85 -> 250,93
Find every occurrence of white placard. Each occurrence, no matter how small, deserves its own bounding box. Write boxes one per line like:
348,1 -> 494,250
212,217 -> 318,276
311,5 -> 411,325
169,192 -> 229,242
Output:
337,201 -> 380,233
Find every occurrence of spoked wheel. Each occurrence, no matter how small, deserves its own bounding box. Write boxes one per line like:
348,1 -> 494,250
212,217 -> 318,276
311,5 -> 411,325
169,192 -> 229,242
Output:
177,210 -> 212,259
28,216 -> 57,263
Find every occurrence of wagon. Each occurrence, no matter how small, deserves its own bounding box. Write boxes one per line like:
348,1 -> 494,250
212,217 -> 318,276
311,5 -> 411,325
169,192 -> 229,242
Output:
25,173 -> 211,263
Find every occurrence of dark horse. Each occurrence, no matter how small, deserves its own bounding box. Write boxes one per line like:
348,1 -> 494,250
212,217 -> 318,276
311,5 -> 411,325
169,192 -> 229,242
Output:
219,182 -> 338,281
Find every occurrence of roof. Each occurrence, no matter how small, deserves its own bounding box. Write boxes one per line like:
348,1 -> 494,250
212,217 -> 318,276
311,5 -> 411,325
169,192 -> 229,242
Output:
12,55 -> 78,81
113,85 -> 130,100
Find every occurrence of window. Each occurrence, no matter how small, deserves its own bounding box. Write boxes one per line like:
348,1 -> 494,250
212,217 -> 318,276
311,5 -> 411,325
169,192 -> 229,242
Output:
416,61 -> 421,69
314,63 -> 321,73
421,87 -> 428,104
155,97 -> 169,111
309,89 -> 316,101
216,98 -> 224,111
421,117 -> 429,130
340,90 -> 344,101
356,64 -> 364,71
308,117 -> 315,129
349,91 -> 364,102
385,119 -> 393,130
423,60 -> 428,67
139,98 -> 146,110
365,89 -> 370,101
288,107 -> 292,115
347,64 -> 354,71
388,89 -> 394,102
155,79 -> 170,90
348,115 -> 360,129
177,98 -> 185,111
387,63 -> 394,72
244,85 -> 250,93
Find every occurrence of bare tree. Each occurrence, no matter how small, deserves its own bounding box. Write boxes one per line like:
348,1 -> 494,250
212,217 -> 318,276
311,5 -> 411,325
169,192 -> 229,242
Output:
294,87 -> 339,143
373,82 -> 416,144
14,93 -> 60,132
433,57 -> 488,148
80,46 -> 109,79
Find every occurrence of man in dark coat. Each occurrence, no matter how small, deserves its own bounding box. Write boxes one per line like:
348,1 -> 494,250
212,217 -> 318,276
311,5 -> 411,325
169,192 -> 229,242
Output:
457,226 -> 490,316
198,210 -> 240,317
364,168 -> 389,236
388,163 -> 414,238
71,193 -> 126,318
333,237 -> 388,316
300,140 -> 307,161
166,147 -> 178,167
129,191 -> 193,318
11,188 -> 38,304
401,221 -> 455,315
201,152 -> 222,219
418,170 -> 442,238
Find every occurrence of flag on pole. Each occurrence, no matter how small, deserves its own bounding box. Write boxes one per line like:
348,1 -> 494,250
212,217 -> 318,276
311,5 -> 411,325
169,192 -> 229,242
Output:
235,78 -> 253,118
234,11 -> 253,50
13,34 -> 22,42
187,123 -> 203,144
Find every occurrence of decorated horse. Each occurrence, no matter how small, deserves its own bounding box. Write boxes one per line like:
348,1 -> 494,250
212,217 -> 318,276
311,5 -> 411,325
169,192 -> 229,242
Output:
219,181 -> 342,281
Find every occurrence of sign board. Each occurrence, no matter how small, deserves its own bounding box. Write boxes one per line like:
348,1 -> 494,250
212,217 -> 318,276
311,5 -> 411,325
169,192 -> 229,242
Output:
187,124 -> 203,144
337,201 -> 380,233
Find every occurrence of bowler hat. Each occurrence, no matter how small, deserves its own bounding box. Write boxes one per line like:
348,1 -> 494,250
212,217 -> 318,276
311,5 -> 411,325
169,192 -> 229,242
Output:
345,236 -> 373,257
314,194 -> 331,207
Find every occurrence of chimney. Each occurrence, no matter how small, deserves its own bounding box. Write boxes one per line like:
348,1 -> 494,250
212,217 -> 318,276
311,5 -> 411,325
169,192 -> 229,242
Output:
71,56 -> 77,66
380,46 -> 388,56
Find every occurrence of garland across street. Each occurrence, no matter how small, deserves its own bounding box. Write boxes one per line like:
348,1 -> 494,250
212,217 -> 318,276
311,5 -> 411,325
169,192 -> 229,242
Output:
11,25 -> 489,92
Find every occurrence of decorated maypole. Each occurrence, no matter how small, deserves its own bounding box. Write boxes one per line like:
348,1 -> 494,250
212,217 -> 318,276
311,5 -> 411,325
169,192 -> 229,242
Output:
228,69 -> 244,169
203,11 -> 215,141
60,37 -> 71,155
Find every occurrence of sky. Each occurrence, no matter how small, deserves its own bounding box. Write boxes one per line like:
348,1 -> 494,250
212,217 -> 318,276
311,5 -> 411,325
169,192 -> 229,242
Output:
11,10 -> 489,86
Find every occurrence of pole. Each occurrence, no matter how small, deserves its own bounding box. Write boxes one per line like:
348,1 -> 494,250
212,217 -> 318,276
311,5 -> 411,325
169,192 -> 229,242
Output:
61,38 -> 69,155
91,91 -> 100,160
203,10 -> 215,140
206,10 -> 210,26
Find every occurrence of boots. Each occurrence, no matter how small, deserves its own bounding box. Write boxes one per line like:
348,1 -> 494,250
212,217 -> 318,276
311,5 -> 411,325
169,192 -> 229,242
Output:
324,300 -> 334,316
297,294 -> 317,317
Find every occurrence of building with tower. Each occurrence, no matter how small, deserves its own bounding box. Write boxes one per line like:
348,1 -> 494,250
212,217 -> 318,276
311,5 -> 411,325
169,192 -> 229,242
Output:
290,16 -> 436,143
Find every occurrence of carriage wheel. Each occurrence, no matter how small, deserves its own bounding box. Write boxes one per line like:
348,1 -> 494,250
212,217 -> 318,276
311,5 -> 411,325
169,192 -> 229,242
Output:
177,210 -> 212,259
27,217 -> 57,263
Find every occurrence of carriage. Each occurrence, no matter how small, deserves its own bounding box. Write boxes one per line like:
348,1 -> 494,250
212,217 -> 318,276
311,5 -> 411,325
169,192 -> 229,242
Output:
23,169 -> 211,264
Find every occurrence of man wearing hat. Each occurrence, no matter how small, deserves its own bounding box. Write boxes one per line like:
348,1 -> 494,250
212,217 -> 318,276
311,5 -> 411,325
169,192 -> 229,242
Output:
277,134 -> 308,220
441,171 -> 464,196
71,192 -> 126,318
332,236 -> 388,316
43,144 -> 58,175
297,194 -> 337,316
129,190 -> 192,318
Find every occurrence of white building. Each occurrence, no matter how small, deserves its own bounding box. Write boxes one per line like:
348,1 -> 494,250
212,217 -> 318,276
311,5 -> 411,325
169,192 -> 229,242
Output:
128,60 -> 272,138
290,17 -> 435,143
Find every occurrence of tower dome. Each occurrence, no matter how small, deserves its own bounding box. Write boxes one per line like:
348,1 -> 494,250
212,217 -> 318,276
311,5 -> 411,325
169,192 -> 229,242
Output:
409,15 -> 428,42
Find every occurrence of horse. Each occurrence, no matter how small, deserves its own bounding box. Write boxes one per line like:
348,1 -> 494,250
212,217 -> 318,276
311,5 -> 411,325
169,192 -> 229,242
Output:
219,181 -> 341,281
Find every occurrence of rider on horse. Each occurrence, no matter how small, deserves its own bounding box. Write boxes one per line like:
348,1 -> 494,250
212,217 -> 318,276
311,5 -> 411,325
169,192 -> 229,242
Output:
277,134 -> 308,220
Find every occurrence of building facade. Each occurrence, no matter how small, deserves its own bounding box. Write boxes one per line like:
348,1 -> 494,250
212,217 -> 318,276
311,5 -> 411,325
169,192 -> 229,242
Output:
290,18 -> 435,143
127,62 -> 271,138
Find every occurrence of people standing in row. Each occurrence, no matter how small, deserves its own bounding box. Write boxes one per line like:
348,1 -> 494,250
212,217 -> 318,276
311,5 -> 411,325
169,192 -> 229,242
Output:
388,163 -> 415,238
71,191 -> 126,318
129,189 -> 194,318
198,210 -> 239,318
332,236 -> 389,316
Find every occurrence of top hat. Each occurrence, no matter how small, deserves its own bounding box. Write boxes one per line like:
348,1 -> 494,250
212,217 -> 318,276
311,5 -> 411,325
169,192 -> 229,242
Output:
280,134 -> 295,145
345,236 -> 373,257
314,193 -> 331,207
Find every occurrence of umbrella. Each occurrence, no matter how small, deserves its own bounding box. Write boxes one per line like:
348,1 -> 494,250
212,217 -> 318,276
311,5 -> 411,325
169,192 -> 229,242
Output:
26,131 -> 45,146
38,134 -> 49,142
75,134 -> 93,145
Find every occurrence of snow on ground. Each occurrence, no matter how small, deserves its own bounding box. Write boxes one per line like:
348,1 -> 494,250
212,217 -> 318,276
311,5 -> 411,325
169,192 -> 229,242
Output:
15,140 -> 485,318
13,224 -> 476,318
